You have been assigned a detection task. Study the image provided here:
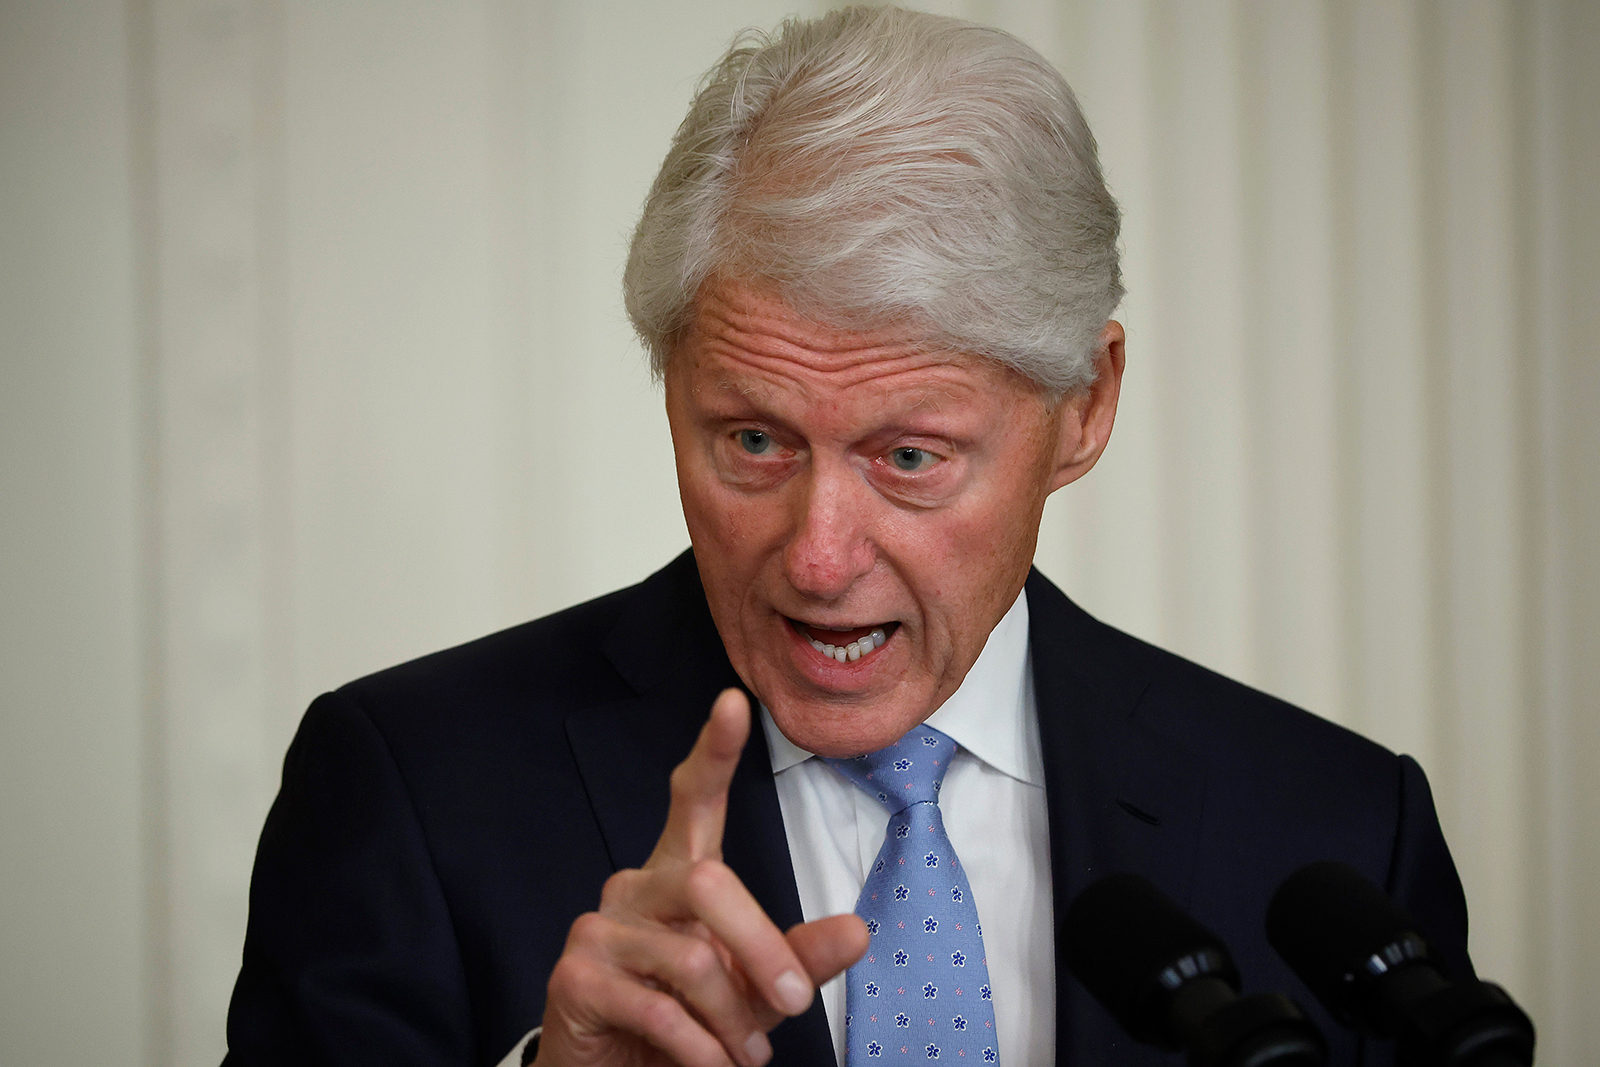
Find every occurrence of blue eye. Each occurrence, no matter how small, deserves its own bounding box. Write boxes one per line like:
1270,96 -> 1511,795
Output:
890,447 -> 932,472
738,429 -> 774,455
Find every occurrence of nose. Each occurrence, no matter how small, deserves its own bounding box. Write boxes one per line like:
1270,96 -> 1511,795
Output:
782,460 -> 875,602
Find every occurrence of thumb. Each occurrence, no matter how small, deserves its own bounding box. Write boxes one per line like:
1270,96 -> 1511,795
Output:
786,913 -> 870,986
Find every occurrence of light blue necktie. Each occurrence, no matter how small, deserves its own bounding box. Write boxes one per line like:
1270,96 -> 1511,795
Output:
825,725 -> 1000,1064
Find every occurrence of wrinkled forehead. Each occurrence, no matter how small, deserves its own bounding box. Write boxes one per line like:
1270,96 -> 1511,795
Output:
682,271 -> 926,352
670,274 -> 1043,399
666,272 -> 1065,409
698,363 -> 1001,424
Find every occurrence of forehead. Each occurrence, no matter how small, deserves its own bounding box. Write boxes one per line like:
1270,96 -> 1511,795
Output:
674,278 -> 1032,408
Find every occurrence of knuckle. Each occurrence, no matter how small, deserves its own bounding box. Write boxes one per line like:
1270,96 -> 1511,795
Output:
675,939 -> 721,985
547,951 -> 599,999
637,989 -> 687,1038
566,910 -> 609,946
683,859 -> 730,905
668,761 -> 698,801
599,869 -> 641,911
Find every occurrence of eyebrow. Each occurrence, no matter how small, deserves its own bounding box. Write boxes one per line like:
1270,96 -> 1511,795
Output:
710,373 -> 768,404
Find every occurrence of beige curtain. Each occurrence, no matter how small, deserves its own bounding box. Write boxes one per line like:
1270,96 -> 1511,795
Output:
2,1 -> 1595,1064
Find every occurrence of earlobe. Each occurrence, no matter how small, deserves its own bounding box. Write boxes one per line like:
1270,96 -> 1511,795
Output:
1048,320 -> 1125,492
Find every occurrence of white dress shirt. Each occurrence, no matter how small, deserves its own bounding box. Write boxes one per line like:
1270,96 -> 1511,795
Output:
761,591 -> 1055,1067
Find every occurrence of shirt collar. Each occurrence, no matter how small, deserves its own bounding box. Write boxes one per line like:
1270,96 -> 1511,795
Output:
761,589 -> 1042,787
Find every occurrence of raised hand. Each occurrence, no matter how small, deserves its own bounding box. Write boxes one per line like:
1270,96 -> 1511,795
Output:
535,689 -> 869,1067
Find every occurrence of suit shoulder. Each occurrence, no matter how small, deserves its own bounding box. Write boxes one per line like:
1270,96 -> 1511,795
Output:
1026,569 -> 1397,776
1125,624 -> 1380,762
319,576 -> 662,759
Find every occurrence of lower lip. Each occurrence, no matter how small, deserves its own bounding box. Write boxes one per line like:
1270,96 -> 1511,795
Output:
785,618 -> 897,678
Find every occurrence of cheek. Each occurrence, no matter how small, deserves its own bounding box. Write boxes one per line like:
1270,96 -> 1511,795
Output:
901,480 -> 1048,635
899,482 -> 1044,573
679,476 -> 785,570
678,475 -> 724,544
676,443 -> 737,541
942,521 -> 1031,610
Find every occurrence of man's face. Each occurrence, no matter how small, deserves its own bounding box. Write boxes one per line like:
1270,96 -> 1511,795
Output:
665,277 -> 1117,757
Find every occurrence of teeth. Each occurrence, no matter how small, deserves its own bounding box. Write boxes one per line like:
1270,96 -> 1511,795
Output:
806,626 -> 891,663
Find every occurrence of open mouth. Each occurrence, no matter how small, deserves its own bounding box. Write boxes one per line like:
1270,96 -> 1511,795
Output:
788,618 -> 898,663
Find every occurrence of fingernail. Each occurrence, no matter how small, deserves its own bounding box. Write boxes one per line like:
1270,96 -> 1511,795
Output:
744,1031 -> 772,1065
774,969 -> 812,1015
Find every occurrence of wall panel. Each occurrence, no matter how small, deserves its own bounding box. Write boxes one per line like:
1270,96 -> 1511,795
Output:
0,2 -> 147,1064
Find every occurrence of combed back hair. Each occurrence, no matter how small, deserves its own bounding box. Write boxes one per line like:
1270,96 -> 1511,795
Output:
623,5 -> 1123,395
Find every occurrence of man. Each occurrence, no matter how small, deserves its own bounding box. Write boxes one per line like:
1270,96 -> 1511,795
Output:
225,8 -> 1471,1067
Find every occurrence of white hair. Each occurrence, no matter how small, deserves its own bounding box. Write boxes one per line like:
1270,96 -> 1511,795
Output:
623,5 -> 1123,395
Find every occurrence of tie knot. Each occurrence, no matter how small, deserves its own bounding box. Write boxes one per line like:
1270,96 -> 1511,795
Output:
824,723 -> 955,813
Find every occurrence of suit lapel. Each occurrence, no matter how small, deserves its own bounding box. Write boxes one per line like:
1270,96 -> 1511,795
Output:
563,551 -> 836,1065
1026,569 -> 1208,1065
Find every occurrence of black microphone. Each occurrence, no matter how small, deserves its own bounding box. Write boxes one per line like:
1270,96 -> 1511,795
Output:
1265,861 -> 1535,1067
1062,872 -> 1328,1067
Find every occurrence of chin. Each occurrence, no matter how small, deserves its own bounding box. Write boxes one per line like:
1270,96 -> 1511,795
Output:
762,686 -> 933,758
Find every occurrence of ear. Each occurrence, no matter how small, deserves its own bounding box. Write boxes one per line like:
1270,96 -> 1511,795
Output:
1048,320 -> 1125,492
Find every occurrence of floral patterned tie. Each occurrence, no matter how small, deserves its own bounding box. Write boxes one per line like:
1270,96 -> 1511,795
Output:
824,725 -> 1000,1064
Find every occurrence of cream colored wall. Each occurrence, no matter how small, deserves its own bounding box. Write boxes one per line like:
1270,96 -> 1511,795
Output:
1,4 -> 147,1064
1,1 -> 1595,1065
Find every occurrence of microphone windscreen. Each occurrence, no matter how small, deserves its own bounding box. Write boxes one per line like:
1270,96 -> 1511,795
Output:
1061,873 -> 1237,1043
1265,861 -> 1421,1016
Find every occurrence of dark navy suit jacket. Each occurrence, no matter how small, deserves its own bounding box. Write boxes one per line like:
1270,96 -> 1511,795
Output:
224,550 -> 1471,1066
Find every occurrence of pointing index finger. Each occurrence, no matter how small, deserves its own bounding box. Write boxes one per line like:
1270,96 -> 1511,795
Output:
650,688 -> 751,865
